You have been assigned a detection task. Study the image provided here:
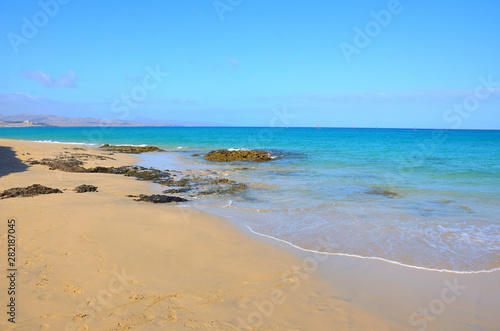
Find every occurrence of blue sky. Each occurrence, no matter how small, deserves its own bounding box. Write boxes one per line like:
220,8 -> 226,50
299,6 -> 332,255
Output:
1,0 -> 499,128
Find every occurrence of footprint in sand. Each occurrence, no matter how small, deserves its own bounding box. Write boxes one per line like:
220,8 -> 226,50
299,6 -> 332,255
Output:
158,313 -> 178,324
64,282 -> 84,295
36,272 -> 50,288
24,259 -> 34,269
73,313 -> 88,321
36,282 -> 48,288
129,293 -> 145,301
38,293 -> 54,300
138,313 -> 155,321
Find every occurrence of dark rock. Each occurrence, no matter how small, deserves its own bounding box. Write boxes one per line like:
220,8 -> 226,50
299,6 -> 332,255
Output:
86,166 -> 114,173
203,149 -> 274,162
366,188 -> 400,199
199,184 -> 248,195
46,158 -> 85,172
100,144 -> 163,154
48,158 -> 86,172
27,157 -> 86,172
134,194 -> 188,203
0,184 -> 62,199
198,178 -> 248,195
159,175 -> 249,196
163,188 -> 191,194
123,167 -> 167,181
74,185 -> 98,193
108,166 -> 132,175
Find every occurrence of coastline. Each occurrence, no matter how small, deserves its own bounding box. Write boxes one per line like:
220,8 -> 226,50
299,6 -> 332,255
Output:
0,138 -> 499,330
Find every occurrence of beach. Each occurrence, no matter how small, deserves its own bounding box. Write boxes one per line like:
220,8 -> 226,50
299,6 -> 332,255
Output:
1,138 -> 499,330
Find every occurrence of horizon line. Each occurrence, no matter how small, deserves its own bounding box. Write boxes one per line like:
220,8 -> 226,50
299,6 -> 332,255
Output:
1,125 -> 499,131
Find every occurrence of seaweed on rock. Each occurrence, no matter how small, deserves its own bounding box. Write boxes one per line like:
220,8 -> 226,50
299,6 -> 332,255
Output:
203,149 -> 274,162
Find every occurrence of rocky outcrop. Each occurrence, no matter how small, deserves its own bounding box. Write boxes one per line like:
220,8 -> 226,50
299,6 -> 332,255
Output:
203,149 -> 274,162
100,144 -> 163,154
134,194 -> 188,203
28,156 -> 174,183
26,154 -> 248,199
0,184 -> 62,199
198,178 -> 248,195
74,185 -> 98,193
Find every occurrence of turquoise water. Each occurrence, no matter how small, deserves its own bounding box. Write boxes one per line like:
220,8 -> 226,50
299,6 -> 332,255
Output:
1,127 -> 499,272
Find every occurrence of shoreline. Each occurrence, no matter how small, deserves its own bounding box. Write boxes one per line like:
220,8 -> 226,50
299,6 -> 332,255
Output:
1,137 -> 499,330
243,224 -> 500,275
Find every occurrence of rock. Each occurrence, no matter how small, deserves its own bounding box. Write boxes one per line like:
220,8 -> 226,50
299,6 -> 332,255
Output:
74,185 -> 98,193
366,188 -> 400,199
123,167 -> 169,181
435,199 -> 453,204
28,157 -> 86,172
0,184 -> 62,199
100,144 -> 163,154
163,188 -> 191,194
203,149 -> 274,162
48,159 -> 86,172
198,178 -> 248,195
134,194 -> 188,203
86,166 -> 114,173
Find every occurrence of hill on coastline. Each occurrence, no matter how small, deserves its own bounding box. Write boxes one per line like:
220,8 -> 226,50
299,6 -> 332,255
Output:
0,113 -> 216,127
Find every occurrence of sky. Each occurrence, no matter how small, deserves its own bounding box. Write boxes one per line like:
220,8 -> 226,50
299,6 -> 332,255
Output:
1,0 -> 499,128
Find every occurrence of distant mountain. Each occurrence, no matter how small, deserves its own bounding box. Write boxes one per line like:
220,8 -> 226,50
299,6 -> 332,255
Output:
0,113 -> 219,127
0,119 -> 52,127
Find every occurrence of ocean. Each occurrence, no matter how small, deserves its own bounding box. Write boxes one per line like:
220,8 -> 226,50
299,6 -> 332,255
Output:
1,127 -> 499,273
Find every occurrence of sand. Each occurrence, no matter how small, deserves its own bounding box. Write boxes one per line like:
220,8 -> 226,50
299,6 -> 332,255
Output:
0,138 -> 499,330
